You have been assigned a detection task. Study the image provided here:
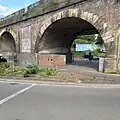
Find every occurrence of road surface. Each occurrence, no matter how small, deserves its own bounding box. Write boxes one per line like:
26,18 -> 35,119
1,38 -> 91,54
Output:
0,81 -> 120,120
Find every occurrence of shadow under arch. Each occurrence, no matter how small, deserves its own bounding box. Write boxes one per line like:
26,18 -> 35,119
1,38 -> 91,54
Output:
36,17 -> 106,54
0,31 -> 17,64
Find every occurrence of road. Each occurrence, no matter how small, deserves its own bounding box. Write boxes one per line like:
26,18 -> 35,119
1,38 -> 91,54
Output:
0,81 -> 120,120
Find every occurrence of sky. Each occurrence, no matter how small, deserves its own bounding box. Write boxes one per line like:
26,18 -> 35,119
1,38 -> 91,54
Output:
0,0 -> 38,17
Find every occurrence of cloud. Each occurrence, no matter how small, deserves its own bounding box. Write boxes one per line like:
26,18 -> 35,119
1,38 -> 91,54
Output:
0,4 -> 18,17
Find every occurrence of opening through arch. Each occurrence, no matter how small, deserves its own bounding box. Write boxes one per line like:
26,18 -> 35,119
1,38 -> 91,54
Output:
35,17 -> 107,71
0,31 -> 17,64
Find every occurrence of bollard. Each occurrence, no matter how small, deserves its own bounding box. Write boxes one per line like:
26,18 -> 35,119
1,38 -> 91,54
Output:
99,57 -> 105,72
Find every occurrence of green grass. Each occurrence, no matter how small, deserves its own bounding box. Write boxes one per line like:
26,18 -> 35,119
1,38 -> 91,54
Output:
74,51 -> 84,57
75,39 -> 92,44
93,51 -> 106,57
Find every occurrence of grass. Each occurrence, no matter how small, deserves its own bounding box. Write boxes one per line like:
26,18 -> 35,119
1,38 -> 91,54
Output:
93,52 -> 106,57
74,51 -> 84,57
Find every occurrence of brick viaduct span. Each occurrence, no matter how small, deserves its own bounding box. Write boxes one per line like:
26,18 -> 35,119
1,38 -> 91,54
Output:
0,0 -> 120,72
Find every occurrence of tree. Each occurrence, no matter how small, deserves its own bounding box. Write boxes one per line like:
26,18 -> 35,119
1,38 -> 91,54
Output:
75,34 -> 104,45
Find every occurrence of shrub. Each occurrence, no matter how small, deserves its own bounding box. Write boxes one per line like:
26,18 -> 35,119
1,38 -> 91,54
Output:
23,70 -> 30,77
0,63 -> 58,77
23,64 -> 40,77
0,62 -> 10,76
12,67 -> 25,76
26,64 -> 39,70
26,64 -> 39,74
45,68 -> 57,76
0,62 -> 10,69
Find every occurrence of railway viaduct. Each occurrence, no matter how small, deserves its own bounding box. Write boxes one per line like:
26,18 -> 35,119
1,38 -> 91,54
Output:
0,0 -> 120,72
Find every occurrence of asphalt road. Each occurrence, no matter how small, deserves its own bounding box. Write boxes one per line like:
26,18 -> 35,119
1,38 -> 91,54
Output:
0,82 -> 120,120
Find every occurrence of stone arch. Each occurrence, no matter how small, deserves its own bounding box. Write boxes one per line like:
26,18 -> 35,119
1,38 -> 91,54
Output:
0,29 -> 17,64
35,8 -> 115,54
0,28 -> 17,46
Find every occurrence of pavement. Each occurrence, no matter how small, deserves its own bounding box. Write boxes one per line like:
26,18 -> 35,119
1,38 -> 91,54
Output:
0,81 -> 120,120
43,59 -> 99,72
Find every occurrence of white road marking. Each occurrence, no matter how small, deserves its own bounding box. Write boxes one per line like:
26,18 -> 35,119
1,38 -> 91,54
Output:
0,84 -> 36,105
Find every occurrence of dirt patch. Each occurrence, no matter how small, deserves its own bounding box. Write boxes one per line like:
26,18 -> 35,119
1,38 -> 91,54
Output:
48,71 -> 120,84
0,70 -> 120,84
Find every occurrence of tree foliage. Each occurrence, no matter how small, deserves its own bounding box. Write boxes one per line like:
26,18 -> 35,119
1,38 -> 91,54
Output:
75,34 -> 104,45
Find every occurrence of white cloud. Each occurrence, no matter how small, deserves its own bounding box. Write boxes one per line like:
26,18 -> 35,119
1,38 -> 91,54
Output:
0,4 -> 18,17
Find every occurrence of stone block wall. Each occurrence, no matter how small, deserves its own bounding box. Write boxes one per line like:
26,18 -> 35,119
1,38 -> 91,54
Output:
0,0 -> 120,72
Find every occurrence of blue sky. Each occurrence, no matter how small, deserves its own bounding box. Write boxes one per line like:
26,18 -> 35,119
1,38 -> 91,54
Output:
0,0 -> 38,17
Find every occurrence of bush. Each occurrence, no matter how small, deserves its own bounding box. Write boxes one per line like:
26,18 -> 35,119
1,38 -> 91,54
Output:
0,62 -> 10,69
0,63 -> 58,77
93,48 -> 105,57
0,64 -> 25,76
12,67 -> 25,76
26,64 -> 39,70
23,64 -> 40,77
26,64 -> 39,74
0,62 -> 10,76
23,69 -> 30,77
45,68 -> 57,76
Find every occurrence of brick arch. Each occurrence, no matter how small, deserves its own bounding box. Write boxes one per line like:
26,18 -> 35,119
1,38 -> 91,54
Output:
35,8 -> 115,53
